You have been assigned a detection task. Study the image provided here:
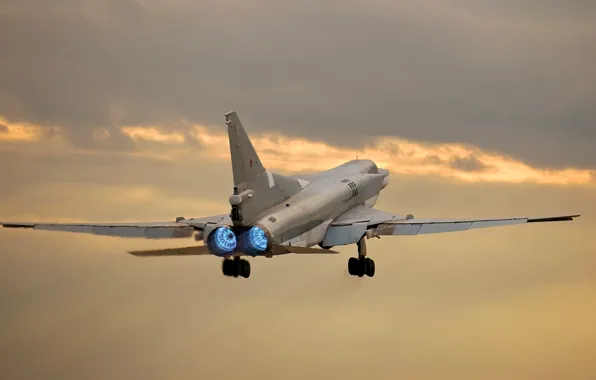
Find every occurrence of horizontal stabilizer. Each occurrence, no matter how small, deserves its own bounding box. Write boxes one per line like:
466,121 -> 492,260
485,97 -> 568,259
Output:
129,244 -> 338,257
129,245 -> 211,257
270,245 -> 339,255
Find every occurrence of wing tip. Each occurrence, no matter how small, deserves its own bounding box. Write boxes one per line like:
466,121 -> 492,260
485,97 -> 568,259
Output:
1,223 -> 34,229
527,214 -> 581,223
128,251 -> 153,258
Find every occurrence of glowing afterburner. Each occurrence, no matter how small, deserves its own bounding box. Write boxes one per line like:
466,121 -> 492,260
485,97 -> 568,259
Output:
206,226 -> 237,256
239,226 -> 270,255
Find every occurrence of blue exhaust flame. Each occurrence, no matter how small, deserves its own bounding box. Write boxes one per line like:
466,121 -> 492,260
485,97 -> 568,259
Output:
241,226 -> 269,255
206,226 -> 237,256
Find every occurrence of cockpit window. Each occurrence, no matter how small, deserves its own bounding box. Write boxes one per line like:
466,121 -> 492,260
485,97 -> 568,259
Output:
369,162 -> 378,173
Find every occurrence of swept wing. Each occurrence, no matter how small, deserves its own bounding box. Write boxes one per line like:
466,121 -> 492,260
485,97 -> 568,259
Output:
326,205 -> 579,242
0,214 -> 231,239
331,206 -> 580,235
372,214 -> 579,236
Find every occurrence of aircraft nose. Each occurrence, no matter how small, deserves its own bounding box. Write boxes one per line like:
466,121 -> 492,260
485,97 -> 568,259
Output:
378,169 -> 390,189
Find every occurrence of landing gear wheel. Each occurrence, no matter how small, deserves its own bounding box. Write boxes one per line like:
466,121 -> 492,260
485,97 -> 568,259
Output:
348,257 -> 359,276
348,257 -> 367,277
348,237 -> 376,278
357,257 -> 365,277
222,259 -> 235,276
239,259 -> 251,278
364,257 -> 375,277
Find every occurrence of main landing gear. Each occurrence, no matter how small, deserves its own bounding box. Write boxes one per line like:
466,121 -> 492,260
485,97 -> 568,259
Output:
348,237 -> 375,277
222,257 -> 251,278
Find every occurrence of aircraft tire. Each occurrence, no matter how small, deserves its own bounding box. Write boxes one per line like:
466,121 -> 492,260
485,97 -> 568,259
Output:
221,259 -> 234,276
348,257 -> 359,276
365,257 -> 375,277
222,259 -> 236,277
239,259 -> 251,278
356,257 -> 365,277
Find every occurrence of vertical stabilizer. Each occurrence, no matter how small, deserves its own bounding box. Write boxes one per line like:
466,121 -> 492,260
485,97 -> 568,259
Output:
224,111 -> 304,225
226,111 -> 266,185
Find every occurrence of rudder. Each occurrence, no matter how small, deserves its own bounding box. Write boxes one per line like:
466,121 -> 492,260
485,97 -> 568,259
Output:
225,111 -> 266,185
224,111 -> 304,225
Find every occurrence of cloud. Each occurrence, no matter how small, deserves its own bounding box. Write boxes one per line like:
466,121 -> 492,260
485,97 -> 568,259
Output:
121,126 -> 186,144
0,117 -> 592,186
0,118 -> 44,141
121,123 -> 595,186
0,0 -> 595,167
449,155 -> 489,172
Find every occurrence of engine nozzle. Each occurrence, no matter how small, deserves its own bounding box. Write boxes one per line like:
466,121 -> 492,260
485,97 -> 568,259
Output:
238,226 -> 270,256
206,226 -> 237,256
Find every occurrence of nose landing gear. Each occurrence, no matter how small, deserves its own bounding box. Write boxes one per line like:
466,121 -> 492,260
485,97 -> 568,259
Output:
348,237 -> 375,277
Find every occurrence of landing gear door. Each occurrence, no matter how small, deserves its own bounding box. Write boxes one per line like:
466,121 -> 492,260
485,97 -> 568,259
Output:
322,222 -> 368,247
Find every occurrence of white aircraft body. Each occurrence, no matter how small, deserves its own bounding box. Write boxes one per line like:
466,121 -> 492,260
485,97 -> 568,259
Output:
1,112 -> 580,278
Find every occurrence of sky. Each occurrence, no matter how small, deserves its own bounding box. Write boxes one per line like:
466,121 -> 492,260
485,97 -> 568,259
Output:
1,1 -> 595,379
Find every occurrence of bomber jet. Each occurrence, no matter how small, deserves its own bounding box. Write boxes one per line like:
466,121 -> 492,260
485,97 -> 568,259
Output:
1,111 -> 580,278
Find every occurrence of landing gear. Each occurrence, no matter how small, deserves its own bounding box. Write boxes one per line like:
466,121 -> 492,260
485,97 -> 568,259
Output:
222,257 -> 251,278
348,256 -> 375,277
348,237 -> 375,277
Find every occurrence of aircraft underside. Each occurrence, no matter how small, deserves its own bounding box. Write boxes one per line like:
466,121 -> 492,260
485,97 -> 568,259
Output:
218,236 -> 376,279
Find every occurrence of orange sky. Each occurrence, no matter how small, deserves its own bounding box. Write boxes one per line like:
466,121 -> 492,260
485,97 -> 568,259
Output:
1,115 -> 595,380
1,1 -> 596,378
2,116 -> 594,186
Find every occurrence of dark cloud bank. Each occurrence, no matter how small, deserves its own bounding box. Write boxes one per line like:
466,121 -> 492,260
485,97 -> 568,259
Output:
1,0 -> 595,167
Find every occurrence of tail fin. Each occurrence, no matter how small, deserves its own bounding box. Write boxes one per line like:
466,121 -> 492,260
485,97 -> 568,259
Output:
226,111 -> 266,185
225,111 -> 304,225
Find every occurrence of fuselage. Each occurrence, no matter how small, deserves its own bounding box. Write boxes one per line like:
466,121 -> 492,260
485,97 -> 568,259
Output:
256,159 -> 389,246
